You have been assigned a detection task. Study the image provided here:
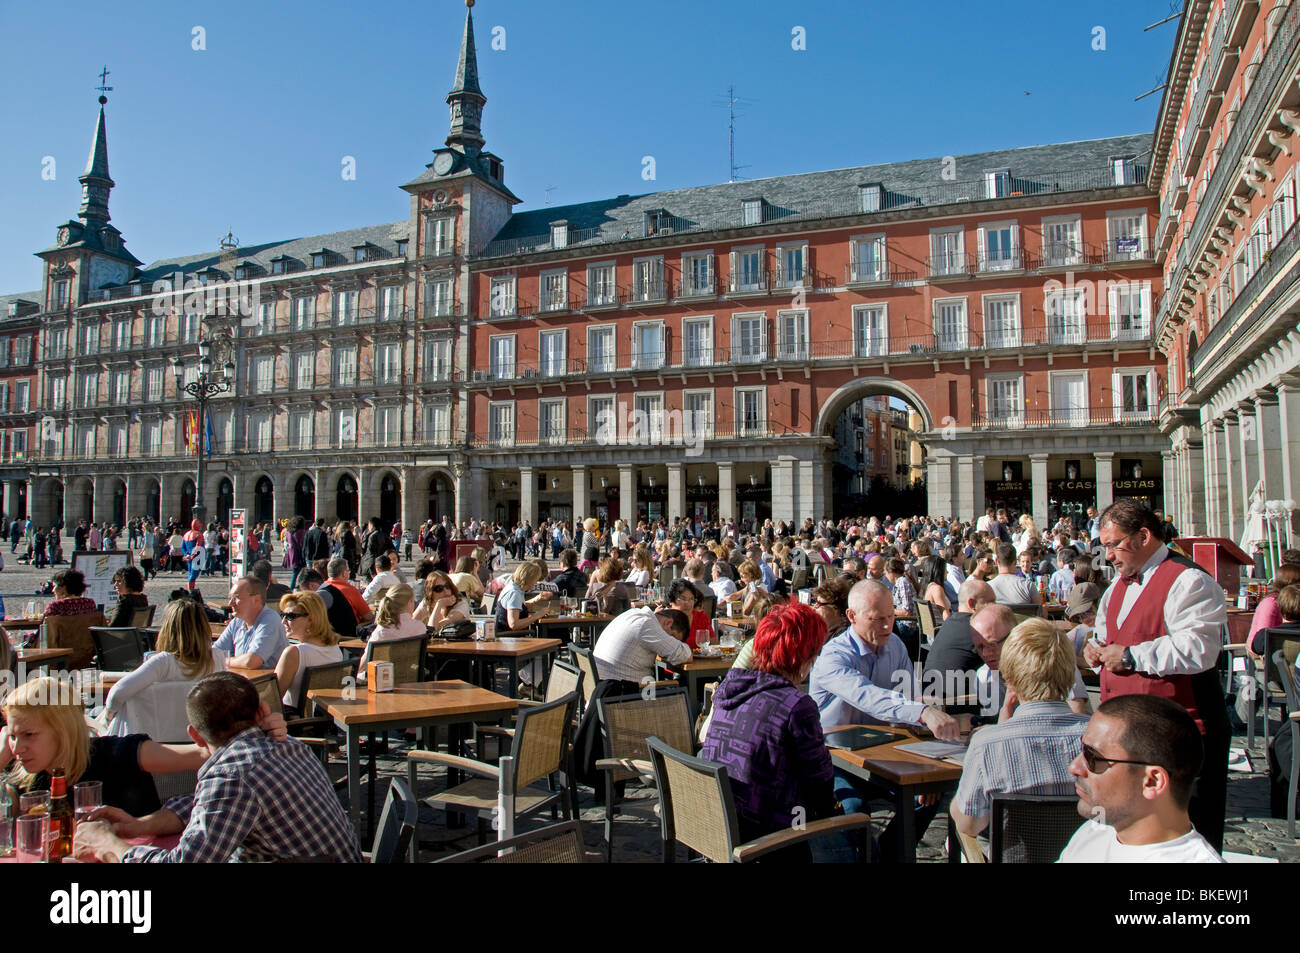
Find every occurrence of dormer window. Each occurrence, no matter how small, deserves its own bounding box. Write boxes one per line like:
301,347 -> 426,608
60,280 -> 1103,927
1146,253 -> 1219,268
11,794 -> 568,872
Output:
742,199 -> 764,226
644,210 -> 672,236
985,169 -> 1010,198
859,183 -> 883,213
235,264 -> 249,280
1111,155 -> 1137,186
271,257 -> 287,275
354,248 -> 367,263
550,222 -> 569,249
489,157 -> 502,181
396,240 -> 408,257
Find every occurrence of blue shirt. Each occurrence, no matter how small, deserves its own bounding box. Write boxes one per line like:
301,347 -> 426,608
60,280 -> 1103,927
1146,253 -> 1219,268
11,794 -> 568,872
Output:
809,628 -> 925,730
759,560 -> 777,591
1048,567 -> 1075,602
214,606 -> 288,668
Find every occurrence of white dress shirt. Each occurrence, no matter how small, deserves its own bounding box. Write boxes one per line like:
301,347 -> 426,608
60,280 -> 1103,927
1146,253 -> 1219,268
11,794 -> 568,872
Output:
1092,546 -> 1224,677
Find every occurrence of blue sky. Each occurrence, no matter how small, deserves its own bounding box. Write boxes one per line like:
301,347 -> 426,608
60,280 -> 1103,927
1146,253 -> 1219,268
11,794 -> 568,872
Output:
0,0 -> 1179,293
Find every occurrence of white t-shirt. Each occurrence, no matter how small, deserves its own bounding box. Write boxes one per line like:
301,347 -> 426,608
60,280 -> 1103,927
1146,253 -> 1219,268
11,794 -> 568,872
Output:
989,573 -> 1038,605
1057,819 -> 1224,863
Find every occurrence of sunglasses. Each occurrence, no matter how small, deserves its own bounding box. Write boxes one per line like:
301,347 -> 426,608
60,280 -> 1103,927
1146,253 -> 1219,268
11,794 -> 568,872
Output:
430,585 -> 450,593
280,611 -> 307,621
1080,742 -> 1152,774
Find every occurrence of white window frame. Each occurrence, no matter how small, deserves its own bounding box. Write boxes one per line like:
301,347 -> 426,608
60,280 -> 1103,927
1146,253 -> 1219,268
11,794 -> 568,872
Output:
375,404 -> 402,446
932,297 -> 969,351
986,374 -> 1025,428
379,285 -> 403,321
742,200 -> 762,226
632,391 -> 666,443
539,329 -> 567,378
425,278 -> 454,318
1045,287 -> 1088,345
1274,172 -> 1297,241
142,418 -> 161,455
588,395 -> 617,444
1041,214 -> 1083,267
251,411 -> 273,453
335,406 -> 357,448
1048,369 -> 1090,426
431,217 -> 455,255
289,410 -> 313,450
775,241 -> 808,290
929,227 -> 966,276
586,325 -> 616,373
682,389 -> 715,441
489,275 -> 517,318
1106,280 -> 1152,341
333,289 -> 359,326
488,334 -> 517,380
853,304 -> 888,357
376,342 -> 402,384
586,261 -> 617,307
538,397 -> 567,445
251,354 -> 274,394
776,309 -> 810,361
981,293 -> 1021,349
631,320 -> 666,370
734,386 -> 767,437
849,233 -> 888,283
111,370 -> 130,405
859,184 -> 882,213
977,220 -> 1019,272
731,311 -> 767,363
631,256 -> 665,302
112,318 -> 131,350
680,252 -> 715,297
488,400 -> 516,447
423,336 -> 453,382
539,269 -> 568,312
1106,208 -> 1148,261
729,245 -> 765,293
332,346 -> 358,388
292,296 -> 315,330
682,316 -> 714,367
15,381 -> 29,414
1114,367 -> 1155,420
423,400 -> 452,444
985,169 -> 1010,199
293,350 -> 315,390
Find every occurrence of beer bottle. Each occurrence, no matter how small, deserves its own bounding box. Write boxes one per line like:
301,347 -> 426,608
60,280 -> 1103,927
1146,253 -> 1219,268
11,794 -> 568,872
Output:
48,770 -> 73,861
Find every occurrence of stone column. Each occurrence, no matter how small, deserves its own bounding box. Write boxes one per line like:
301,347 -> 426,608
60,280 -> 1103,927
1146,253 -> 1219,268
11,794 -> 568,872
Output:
1029,453 -> 1049,530
400,466 -> 418,540
519,466 -> 536,528
618,464 -> 636,526
3,482 -> 20,521
956,455 -> 978,522
1162,450 -> 1178,519
926,450 -> 955,519
1202,422 -> 1220,536
92,475 -> 112,524
355,469 -> 368,528
797,458 -> 826,524
1223,412 -> 1240,542
717,462 -> 735,523
571,465 -> 589,525
971,455 -> 986,521
1277,377 -> 1300,537
772,456 -> 796,523
1237,401 -> 1260,507
666,463 -> 685,523
1094,452 -> 1114,512
1183,436 -> 1205,535
313,468 -> 325,523
1256,391 -> 1285,516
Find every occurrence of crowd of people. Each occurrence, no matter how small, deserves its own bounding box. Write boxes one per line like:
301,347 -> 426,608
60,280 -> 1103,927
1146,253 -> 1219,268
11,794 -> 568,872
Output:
0,492 -> 1283,864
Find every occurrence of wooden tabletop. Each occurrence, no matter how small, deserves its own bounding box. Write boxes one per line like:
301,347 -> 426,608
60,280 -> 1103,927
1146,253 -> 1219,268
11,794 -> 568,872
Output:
714,616 -> 757,629
227,664 -> 275,682
826,723 -> 964,787
1,618 -> 43,630
425,637 -> 562,658
307,679 -> 517,727
531,614 -> 615,625
677,654 -> 736,672
16,647 -> 72,665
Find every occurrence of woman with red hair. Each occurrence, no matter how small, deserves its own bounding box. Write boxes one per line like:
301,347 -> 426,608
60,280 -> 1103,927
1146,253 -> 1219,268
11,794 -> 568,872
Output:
700,601 -> 836,860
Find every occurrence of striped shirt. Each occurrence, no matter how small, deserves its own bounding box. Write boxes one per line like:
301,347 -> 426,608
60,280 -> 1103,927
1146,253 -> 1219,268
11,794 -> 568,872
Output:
952,700 -> 1089,822
123,728 -> 362,863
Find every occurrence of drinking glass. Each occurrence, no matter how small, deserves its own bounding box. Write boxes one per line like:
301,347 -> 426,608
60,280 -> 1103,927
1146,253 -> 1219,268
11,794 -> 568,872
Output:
696,628 -> 710,652
0,818 -> 12,858
73,781 -> 103,824
15,815 -> 48,863
20,791 -> 50,816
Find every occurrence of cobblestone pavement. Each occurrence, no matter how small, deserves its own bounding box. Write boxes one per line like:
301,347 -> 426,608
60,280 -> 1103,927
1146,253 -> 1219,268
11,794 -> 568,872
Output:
5,555 -> 1294,862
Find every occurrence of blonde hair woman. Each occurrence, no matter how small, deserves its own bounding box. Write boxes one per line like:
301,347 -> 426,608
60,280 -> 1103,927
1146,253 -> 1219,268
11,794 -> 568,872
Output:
275,591 -> 344,710
104,599 -> 228,727
625,547 -> 653,588
495,561 -> 553,633
610,519 -> 628,554
359,584 -> 427,678
1013,515 -> 1040,556
586,556 -> 634,615
1,676 -> 260,817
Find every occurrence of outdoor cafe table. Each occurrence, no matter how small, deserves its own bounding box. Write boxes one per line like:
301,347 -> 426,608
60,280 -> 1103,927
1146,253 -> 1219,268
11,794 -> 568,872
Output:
714,616 -> 758,636
15,647 -> 72,672
659,652 -> 734,717
529,613 -> 615,646
307,680 -> 518,835
826,723 -> 965,864
424,637 -> 562,697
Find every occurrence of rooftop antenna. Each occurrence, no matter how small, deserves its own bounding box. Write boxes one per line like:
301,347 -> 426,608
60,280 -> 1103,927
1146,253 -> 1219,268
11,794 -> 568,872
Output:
714,85 -> 752,183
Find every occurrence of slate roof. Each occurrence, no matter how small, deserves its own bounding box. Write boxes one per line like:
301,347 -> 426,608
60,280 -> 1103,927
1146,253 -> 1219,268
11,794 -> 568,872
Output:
483,133 -> 1153,256
0,291 -> 43,323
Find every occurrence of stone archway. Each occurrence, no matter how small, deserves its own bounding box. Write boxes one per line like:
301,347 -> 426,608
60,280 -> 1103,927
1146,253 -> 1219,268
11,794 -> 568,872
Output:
293,474 -> 315,520
254,475 -> 274,525
108,478 -> 127,528
425,470 -> 456,523
144,478 -> 161,526
377,471 -> 401,530
215,478 -> 233,527
336,473 -> 358,523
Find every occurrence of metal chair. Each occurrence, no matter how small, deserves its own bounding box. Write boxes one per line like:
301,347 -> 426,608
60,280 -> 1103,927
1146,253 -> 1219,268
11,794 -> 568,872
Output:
595,688 -> 694,862
370,634 -> 426,685
789,568 -> 810,592
90,626 -> 145,672
294,659 -> 356,718
646,736 -> 873,863
130,605 -> 156,628
435,820 -> 587,863
407,692 -> 580,859
1271,650 -> 1300,837
477,659 -> 584,758
568,645 -> 599,711
366,777 -> 419,863
1261,629 -> 1300,750
987,793 -> 1085,862
45,612 -> 108,669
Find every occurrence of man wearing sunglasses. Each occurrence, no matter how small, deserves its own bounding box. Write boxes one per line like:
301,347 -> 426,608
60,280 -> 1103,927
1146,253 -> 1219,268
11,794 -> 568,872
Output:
1081,499 -> 1228,850
1059,695 -> 1223,862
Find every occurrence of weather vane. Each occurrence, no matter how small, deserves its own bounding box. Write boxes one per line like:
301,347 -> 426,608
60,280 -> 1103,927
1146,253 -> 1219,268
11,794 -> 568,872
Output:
95,65 -> 113,105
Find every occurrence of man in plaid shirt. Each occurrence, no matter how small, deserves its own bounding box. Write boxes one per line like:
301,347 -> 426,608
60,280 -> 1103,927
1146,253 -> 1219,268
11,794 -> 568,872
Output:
74,673 -> 362,863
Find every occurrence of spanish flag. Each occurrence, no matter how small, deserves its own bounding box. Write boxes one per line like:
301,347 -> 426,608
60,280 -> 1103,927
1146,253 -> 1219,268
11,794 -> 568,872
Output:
184,410 -> 199,455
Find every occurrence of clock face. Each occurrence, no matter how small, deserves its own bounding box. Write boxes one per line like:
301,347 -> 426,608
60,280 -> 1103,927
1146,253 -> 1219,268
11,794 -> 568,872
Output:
57,226 -> 70,245
433,152 -> 454,176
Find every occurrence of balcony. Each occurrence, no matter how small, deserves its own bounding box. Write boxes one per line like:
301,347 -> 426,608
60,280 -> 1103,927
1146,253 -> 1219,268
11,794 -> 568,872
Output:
420,239 -> 464,261
975,248 -> 1025,273
1102,236 -> 1154,262
621,281 -> 668,306
971,404 -> 1158,430
672,272 -> 718,300
726,270 -> 769,296
927,252 -> 974,279
582,288 -> 620,311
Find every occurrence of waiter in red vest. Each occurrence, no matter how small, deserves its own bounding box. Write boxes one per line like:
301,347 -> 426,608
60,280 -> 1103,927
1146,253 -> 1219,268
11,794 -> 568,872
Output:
1083,499 -> 1229,850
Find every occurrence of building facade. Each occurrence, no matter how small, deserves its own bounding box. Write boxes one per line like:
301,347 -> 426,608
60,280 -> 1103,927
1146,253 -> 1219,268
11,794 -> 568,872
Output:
1,6 -> 1172,532
1155,0 -> 1300,543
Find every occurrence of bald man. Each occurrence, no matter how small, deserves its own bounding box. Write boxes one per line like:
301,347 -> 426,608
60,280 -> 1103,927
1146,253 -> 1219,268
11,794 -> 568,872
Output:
923,578 -> 995,682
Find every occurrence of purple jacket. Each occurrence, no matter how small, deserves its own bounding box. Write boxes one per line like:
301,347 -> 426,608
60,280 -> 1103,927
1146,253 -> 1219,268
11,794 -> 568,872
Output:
700,669 -> 835,844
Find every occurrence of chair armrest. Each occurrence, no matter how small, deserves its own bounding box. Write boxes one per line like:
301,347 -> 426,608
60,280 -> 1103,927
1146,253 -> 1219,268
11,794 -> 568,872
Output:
1290,710 -> 1300,722
957,831 -> 987,863
286,716 -> 334,735
595,757 -> 654,780
406,750 -> 501,779
477,726 -> 516,739
731,813 -> 873,863
515,699 -> 542,708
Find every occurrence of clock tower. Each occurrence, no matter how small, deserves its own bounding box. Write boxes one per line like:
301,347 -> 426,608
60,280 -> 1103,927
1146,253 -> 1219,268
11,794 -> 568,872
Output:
36,93 -> 141,312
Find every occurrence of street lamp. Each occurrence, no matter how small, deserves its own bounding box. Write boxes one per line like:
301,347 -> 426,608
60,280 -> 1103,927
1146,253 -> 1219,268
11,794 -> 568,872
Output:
172,332 -> 234,525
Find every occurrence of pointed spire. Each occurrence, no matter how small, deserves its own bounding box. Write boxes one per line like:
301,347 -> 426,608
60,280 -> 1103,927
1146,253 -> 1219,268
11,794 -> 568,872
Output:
446,0 -> 486,154
78,98 -> 114,223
